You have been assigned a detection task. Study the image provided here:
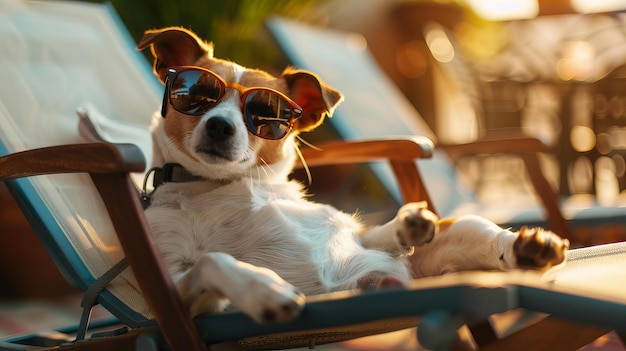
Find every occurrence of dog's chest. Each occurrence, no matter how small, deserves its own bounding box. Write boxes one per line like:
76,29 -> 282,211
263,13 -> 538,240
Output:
145,178 -> 364,293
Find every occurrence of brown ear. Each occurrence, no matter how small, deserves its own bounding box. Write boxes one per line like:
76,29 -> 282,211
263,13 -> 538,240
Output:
282,68 -> 343,132
136,27 -> 213,83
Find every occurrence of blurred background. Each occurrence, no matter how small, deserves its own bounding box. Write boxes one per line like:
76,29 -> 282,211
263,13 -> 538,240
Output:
84,0 -> 626,215
2,0 -> 626,348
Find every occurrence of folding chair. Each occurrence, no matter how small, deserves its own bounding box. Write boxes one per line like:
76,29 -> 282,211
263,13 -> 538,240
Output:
1,3 -> 626,351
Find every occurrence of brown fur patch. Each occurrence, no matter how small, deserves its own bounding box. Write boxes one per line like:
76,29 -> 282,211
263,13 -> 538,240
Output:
239,69 -> 285,91
137,27 -> 214,82
436,218 -> 457,233
162,112 -> 202,161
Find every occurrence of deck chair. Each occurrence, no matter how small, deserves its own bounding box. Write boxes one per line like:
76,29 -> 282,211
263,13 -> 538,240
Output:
1,2 -> 626,351
265,17 -> 574,240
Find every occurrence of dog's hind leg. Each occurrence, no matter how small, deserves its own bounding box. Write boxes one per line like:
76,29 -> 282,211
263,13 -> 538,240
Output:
408,216 -> 570,277
174,252 -> 305,323
513,226 -> 570,269
358,202 -> 439,255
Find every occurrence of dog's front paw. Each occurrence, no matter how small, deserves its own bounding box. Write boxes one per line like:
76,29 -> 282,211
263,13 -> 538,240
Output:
230,264 -> 305,324
395,202 -> 439,248
176,253 -> 305,323
513,226 -> 570,269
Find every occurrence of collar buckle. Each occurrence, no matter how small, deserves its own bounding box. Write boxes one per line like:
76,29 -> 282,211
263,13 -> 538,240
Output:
140,163 -> 204,209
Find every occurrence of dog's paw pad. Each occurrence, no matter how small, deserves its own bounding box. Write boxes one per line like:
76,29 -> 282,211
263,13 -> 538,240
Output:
239,272 -> 305,324
513,227 -> 570,269
259,293 -> 305,323
395,202 -> 439,247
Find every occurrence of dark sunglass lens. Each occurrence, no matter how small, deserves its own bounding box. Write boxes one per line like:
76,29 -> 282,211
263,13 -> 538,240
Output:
170,70 -> 221,115
244,90 -> 293,139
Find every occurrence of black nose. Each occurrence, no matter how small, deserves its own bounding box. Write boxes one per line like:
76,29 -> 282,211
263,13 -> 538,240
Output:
206,117 -> 235,142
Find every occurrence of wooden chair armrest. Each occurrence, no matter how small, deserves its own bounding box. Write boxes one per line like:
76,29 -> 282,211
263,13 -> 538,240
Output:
295,136 -> 434,167
0,143 -> 145,181
442,136 -> 571,239
295,136 -> 437,212
0,143 -> 206,351
439,136 -> 552,158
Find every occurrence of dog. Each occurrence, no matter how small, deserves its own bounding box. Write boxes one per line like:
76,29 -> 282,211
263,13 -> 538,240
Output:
136,27 -> 570,324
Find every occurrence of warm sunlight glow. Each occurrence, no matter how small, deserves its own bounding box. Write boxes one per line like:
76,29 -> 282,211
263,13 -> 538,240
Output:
596,156 -> 619,206
572,0 -> 626,13
557,41 -> 595,81
568,156 -> 593,194
425,27 -> 455,63
466,0 -> 539,20
396,41 -> 428,78
346,33 -> 367,53
570,125 -> 596,152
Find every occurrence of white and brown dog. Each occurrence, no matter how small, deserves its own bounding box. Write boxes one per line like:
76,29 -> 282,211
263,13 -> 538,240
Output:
136,27 -> 569,324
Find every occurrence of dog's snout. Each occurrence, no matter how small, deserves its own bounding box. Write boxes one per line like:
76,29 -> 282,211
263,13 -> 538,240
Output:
206,117 -> 235,142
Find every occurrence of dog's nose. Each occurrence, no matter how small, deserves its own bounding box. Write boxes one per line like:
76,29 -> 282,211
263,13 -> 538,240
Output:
206,117 -> 235,142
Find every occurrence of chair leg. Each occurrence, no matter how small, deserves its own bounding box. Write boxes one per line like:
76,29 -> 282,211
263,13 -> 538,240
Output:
467,318 -> 498,347
478,316 -> 610,351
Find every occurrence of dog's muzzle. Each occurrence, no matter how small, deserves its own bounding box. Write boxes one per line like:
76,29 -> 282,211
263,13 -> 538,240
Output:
206,116 -> 236,142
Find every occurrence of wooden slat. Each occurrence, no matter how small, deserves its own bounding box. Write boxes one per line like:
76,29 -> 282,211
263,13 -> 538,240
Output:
0,143 -> 145,181
296,137 -> 433,168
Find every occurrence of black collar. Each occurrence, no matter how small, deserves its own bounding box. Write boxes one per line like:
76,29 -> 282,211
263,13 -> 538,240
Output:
140,163 -> 204,209
151,163 -> 205,188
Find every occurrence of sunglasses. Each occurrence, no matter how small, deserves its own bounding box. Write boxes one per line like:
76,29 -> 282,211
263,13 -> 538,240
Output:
161,66 -> 303,140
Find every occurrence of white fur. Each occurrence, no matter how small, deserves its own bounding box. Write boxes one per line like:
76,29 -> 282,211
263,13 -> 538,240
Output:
233,63 -> 245,83
145,148 -> 412,321
410,215 -> 519,277
147,177 -> 411,292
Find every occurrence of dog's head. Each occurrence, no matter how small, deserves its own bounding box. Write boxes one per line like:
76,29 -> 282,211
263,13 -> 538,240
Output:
137,27 -> 343,180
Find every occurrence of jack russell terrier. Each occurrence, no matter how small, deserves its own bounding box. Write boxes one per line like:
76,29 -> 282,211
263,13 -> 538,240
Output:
136,27 -> 569,324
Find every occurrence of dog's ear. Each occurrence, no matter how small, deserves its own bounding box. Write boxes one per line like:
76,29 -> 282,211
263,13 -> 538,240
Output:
282,68 -> 344,132
137,27 -> 213,83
